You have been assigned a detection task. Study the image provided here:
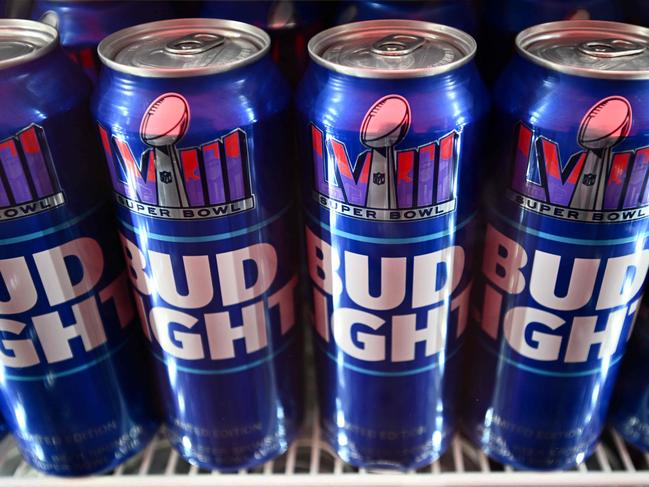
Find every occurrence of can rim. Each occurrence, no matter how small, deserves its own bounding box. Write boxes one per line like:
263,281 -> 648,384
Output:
98,18 -> 271,78
516,20 -> 649,80
308,19 -> 477,79
0,19 -> 58,70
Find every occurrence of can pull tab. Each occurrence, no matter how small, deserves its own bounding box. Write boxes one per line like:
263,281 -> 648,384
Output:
165,33 -> 225,55
371,34 -> 424,56
578,39 -> 646,58
39,10 -> 59,30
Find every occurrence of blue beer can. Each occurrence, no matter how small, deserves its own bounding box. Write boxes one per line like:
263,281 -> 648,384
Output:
609,293 -> 649,452
0,19 -> 157,476
94,19 -> 304,470
297,20 -> 489,469
30,1 -> 173,84
463,20 -> 649,470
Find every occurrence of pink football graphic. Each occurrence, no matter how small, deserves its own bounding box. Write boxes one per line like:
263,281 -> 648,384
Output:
578,96 -> 632,150
140,93 -> 190,147
360,95 -> 411,149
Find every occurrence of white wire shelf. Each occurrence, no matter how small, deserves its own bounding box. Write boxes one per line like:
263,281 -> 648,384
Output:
0,412 -> 648,487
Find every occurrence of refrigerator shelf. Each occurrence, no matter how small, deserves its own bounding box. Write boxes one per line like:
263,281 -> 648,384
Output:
1,411 -> 648,487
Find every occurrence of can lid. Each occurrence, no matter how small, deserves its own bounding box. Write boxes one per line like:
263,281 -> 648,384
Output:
308,19 -> 476,79
98,18 -> 270,78
517,21 -> 649,80
0,19 -> 58,70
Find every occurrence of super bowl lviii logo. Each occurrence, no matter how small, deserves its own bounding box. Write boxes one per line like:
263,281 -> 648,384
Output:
509,96 -> 649,223
98,92 -> 254,220
311,95 -> 460,221
0,124 -> 63,221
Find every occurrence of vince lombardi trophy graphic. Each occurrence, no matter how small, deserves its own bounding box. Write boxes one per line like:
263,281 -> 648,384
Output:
360,95 -> 411,209
140,93 -> 190,207
570,96 -> 632,211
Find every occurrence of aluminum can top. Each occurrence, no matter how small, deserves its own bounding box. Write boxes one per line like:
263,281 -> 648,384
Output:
308,19 -> 476,79
0,19 -> 57,69
517,20 -> 649,79
98,18 -> 270,78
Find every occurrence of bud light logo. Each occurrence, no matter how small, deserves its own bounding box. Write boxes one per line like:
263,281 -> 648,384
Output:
477,225 -> 644,367
0,124 -> 64,221
0,238 -> 135,370
98,92 -> 255,220
311,95 -> 460,221
509,96 -> 649,223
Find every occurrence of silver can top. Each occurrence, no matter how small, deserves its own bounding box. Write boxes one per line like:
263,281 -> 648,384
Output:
308,19 -> 476,79
0,19 -> 58,70
517,20 -> 649,79
98,18 -> 270,78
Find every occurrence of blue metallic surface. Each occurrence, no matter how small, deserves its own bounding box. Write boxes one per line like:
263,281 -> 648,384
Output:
93,50 -> 304,471
0,39 -> 157,475
463,54 -> 649,469
609,296 -> 649,452
335,1 -> 478,37
297,59 -> 488,469
29,1 -> 173,84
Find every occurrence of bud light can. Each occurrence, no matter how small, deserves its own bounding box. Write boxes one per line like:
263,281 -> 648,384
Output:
30,1 -> 173,84
464,20 -> 649,469
609,293 -> 649,452
297,20 -> 488,469
94,19 -> 304,470
0,19 -> 157,476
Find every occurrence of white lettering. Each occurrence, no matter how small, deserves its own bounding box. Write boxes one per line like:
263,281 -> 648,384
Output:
345,251 -> 406,310
331,308 -> 385,361
32,296 -> 107,363
0,257 -> 37,314
597,251 -> 649,310
217,243 -> 277,306
34,237 -> 104,306
149,307 -> 202,360
482,225 -> 527,294
149,252 -> 213,308
503,306 -> 564,361
412,246 -> 464,308
530,251 -> 599,311
0,319 -> 39,368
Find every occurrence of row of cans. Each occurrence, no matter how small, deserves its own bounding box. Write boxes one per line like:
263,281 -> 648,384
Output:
5,1 -> 649,87
0,12 -> 648,477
